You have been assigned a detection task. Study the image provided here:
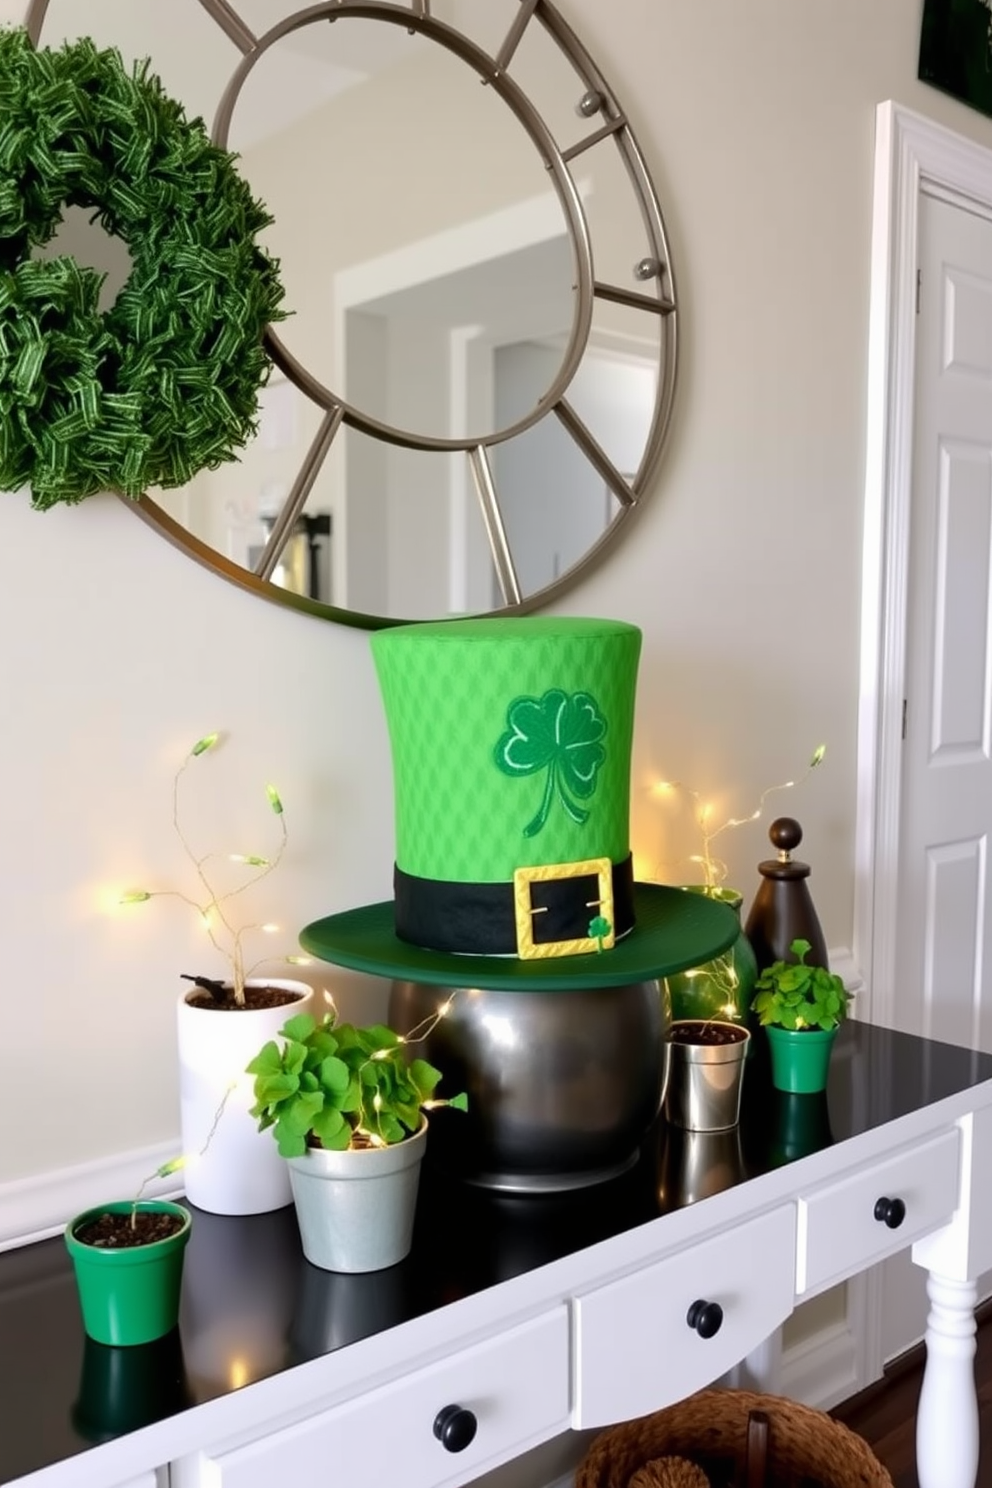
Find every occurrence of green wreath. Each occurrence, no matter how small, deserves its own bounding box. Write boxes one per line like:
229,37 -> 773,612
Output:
0,27 -> 286,509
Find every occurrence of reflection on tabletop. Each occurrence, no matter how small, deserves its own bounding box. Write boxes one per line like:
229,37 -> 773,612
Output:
74,1330 -> 190,1445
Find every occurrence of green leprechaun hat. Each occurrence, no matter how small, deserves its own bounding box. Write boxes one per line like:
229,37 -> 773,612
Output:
299,616 -> 738,990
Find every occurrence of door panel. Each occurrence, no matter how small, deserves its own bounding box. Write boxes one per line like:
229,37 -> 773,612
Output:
930,442 -> 992,755
885,189 -> 992,1362
897,191 -> 992,1055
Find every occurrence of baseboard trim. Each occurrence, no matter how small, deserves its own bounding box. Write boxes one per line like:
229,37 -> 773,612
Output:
834,1293 -> 992,1422
779,1317 -> 862,1412
0,1140 -> 184,1251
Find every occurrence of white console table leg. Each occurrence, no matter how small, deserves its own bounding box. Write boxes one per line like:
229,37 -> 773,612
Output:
917,1272 -> 979,1488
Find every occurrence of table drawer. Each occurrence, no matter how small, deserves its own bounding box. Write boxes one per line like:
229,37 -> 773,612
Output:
207,1309 -> 569,1488
797,1128 -> 961,1295
572,1204 -> 796,1428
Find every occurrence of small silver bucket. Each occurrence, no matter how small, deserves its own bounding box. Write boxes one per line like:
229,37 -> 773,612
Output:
665,1020 -> 750,1132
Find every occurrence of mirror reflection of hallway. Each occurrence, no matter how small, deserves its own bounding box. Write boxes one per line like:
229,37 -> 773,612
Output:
29,0 -> 677,624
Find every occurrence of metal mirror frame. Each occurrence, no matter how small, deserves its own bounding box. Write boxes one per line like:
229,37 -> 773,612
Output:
26,0 -> 679,630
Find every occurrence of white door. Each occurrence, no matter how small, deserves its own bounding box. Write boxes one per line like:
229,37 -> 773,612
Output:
882,186 -> 992,1361
897,190 -> 992,1047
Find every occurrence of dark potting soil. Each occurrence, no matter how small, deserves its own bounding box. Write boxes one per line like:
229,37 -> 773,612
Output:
74,1211 -> 185,1248
183,985 -> 304,1012
671,1021 -> 748,1047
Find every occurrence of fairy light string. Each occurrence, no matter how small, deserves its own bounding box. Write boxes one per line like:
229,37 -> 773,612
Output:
142,991 -> 465,1182
653,746 -> 825,1032
128,1078 -> 239,1226
119,733 -> 308,1005
654,744 -> 826,891
323,988 -> 459,1148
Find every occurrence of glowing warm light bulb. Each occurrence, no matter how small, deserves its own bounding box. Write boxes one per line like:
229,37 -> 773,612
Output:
191,733 -> 219,756
120,890 -> 152,905
228,1358 -> 249,1390
261,923 -> 279,934
286,955 -> 311,966
155,1156 -> 187,1179
229,854 -> 270,867
265,784 -> 284,815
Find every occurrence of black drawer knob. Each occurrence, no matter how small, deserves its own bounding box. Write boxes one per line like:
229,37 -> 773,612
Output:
433,1404 -> 478,1453
874,1196 -> 906,1229
686,1299 -> 724,1338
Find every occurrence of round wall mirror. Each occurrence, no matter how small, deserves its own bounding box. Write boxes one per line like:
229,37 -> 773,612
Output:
27,0 -> 678,627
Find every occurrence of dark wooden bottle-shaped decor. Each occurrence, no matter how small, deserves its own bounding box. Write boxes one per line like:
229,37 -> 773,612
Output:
744,817 -> 829,972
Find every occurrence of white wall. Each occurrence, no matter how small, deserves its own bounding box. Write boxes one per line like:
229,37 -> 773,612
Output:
5,0 -> 992,1191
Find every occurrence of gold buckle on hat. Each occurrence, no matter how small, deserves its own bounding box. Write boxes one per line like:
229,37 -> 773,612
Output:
513,857 -> 616,959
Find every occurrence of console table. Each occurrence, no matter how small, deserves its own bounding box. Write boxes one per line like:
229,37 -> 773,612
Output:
3,1021 -> 992,1488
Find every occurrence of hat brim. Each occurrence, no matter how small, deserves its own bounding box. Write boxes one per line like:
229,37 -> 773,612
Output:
299,883 -> 740,992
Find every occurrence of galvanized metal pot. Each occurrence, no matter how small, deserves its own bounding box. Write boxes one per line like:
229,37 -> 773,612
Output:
665,1020 -> 750,1132
286,1119 -> 427,1273
388,979 -> 670,1193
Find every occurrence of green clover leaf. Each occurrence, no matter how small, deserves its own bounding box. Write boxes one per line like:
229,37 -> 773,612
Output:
495,689 -> 607,836
588,914 -> 612,952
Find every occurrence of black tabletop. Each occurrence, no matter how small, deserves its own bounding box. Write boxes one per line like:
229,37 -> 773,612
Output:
3,1020 -> 991,1485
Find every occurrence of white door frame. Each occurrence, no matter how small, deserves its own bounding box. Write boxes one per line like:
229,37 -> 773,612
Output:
855,100 -> 992,1384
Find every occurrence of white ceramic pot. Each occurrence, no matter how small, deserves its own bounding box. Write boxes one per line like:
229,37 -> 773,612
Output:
176,978 -> 312,1216
287,1119 -> 428,1273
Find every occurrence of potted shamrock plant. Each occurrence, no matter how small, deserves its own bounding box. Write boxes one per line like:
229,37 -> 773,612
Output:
750,937 -> 853,1093
247,1009 -> 467,1273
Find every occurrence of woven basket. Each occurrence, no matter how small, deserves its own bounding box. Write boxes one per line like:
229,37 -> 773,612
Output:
576,1389 -> 893,1488
630,1457 -> 711,1488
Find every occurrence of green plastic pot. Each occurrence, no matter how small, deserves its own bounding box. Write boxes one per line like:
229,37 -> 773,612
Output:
765,1024 -> 838,1095
65,1201 -> 192,1347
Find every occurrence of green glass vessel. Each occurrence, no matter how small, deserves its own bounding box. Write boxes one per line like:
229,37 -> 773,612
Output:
665,887 -> 758,1027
